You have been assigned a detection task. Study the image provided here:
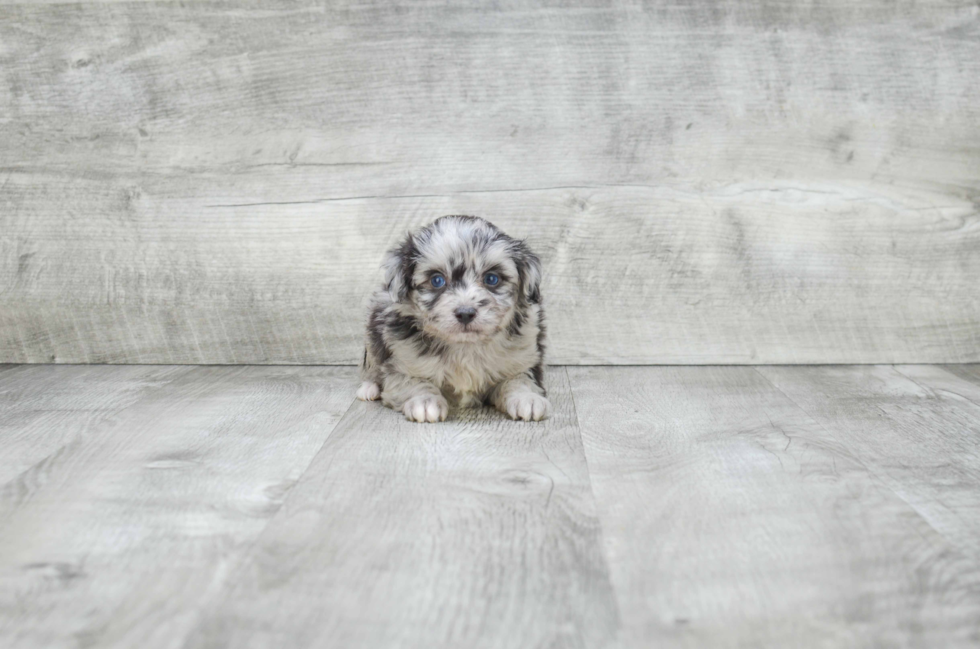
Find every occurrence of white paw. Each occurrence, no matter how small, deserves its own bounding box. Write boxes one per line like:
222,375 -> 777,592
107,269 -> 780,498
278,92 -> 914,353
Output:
356,381 -> 381,401
402,394 -> 449,423
504,393 -> 551,421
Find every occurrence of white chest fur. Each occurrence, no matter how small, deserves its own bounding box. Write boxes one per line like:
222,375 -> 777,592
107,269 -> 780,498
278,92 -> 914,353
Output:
393,327 -> 539,407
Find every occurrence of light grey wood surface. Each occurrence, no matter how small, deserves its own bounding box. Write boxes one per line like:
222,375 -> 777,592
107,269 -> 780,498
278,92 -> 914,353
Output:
0,364 -> 183,485
945,363 -> 980,386
759,364 -> 980,566
567,365 -> 980,648
183,368 -> 619,649
2,1 -> 979,364
3,364 -> 980,647
0,365 -> 356,649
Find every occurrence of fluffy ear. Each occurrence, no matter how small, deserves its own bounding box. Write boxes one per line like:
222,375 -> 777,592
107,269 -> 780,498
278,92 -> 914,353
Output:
514,243 -> 542,304
381,234 -> 417,300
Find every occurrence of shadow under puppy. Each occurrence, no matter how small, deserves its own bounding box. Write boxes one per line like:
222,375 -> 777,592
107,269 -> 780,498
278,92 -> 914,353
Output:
357,215 -> 551,422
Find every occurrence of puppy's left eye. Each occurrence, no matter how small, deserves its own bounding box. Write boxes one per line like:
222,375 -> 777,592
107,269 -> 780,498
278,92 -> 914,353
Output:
484,273 -> 500,287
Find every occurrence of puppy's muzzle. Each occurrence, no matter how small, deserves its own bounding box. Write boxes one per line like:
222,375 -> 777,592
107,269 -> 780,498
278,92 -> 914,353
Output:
454,306 -> 477,325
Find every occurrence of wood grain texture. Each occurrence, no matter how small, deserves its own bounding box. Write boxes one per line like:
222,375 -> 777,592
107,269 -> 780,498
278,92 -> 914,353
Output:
0,364 -> 184,485
759,364 -> 980,566
944,363 -> 980,386
568,366 -> 980,648
1,1 -> 979,364
183,368 -> 619,649
0,365 -> 356,649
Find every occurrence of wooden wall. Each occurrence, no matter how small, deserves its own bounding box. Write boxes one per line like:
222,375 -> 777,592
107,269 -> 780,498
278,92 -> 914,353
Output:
1,0 -> 978,364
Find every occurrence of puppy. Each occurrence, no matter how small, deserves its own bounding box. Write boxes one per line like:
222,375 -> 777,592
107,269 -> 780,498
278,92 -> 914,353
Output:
356,215 -> 551,422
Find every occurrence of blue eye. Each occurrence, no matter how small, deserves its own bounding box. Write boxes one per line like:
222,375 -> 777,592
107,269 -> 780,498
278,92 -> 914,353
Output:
484,273 -> 499,286
430,274 -> 446,289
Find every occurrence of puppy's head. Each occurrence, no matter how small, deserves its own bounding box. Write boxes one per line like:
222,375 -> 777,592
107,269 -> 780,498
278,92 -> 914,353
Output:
382,215 -> 541,343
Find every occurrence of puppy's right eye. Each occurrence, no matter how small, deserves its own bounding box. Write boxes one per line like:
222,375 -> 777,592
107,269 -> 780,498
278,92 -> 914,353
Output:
430,274 -> 446,289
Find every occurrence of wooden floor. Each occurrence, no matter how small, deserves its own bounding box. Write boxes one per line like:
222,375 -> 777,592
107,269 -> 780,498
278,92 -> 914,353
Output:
2,364 -> 979,648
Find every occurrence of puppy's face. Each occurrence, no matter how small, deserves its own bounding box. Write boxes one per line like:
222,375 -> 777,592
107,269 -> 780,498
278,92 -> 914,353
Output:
383,216 -> 541,344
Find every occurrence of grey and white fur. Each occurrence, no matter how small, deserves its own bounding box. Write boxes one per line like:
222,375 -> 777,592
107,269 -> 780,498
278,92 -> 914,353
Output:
357,215 -> 551,422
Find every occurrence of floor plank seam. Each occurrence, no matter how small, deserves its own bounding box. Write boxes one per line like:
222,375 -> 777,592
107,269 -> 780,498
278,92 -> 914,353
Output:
175,388 -> 361,649
561,366 -> 627,642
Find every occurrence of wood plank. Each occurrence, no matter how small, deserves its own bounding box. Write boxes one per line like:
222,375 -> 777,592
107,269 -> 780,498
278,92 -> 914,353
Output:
760,364 -> 980,566
568,366 -> 980,648
0,365 -> 356,649
942,364 -> 980,386
2,1 -> 979,364
183,368 -> 619,649
0,364 -> 186,485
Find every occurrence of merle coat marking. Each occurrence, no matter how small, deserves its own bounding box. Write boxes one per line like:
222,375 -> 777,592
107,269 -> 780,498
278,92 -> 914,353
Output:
357,216 -> 550,422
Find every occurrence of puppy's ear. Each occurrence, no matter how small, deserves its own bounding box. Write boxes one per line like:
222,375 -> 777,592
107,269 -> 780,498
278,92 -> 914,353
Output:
382,235 -> 417,300
514,243 -> 543,304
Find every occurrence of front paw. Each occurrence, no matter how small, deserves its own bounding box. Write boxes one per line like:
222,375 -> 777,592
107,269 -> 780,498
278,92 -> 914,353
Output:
356,381 -> 381,401
504,392 -> 551,421
402,394 -> 449,423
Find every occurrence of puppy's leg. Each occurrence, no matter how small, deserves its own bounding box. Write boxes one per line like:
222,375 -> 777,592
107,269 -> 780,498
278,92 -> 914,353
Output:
357,347 -> 382,401
382,371 -> 449,423
490,375 -> 551,422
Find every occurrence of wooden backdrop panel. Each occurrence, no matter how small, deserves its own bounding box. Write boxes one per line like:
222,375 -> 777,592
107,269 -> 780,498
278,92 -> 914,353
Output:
1,0 -> 978,364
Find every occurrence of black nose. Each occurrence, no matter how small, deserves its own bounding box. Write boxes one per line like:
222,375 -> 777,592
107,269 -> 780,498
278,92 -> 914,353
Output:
454,307 -> 477,325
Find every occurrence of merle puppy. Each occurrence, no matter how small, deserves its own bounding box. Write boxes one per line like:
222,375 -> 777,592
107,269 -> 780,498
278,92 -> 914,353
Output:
357,215 -> 550,422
